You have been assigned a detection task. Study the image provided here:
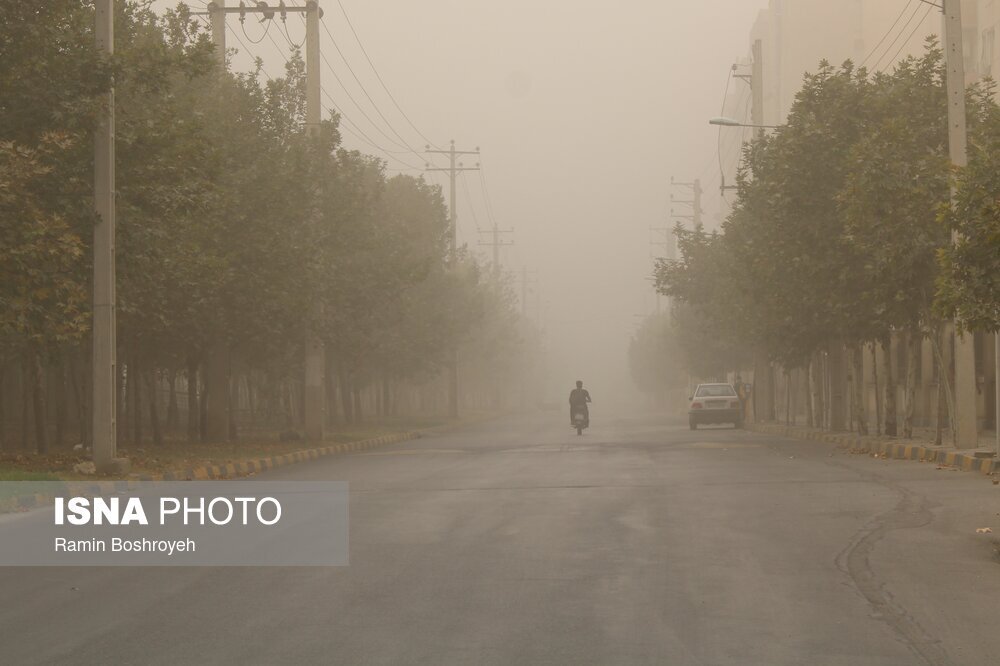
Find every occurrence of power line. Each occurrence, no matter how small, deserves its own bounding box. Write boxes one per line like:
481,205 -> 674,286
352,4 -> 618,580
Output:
459,171 -> 482,229
881,4 -> 934,71
257,28 -> 424,170
226,22 -> 273,79
872,2 -> 925,71
239,14 -> 274,45
319,15 -> 425,161
335,0 -> 442,151
293,29 -> 413,154
478,163 -> 500,226
860,1 -> 912,68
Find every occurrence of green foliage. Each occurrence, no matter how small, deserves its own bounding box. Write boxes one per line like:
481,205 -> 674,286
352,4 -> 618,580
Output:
0,0 -> 533,426
656,43 -> 999,378
937,84 -> 1000,332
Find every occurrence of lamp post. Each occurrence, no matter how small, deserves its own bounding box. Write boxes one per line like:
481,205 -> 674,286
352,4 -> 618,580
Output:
708,117 -> 781,129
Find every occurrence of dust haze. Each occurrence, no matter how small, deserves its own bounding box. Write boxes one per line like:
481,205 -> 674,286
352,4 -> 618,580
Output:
164,0 -> 773,412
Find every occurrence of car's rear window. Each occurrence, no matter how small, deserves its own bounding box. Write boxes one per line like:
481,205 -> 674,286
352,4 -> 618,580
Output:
696,385 -> 736,397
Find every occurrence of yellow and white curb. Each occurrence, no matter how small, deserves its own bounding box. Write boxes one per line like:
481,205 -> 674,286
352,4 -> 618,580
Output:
747,423 -> 998,476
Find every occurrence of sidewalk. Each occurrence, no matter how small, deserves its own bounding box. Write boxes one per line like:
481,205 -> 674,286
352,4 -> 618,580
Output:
747,422 -> 999,476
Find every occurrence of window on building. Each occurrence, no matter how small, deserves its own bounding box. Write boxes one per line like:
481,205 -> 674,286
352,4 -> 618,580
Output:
982,27 -> 994,78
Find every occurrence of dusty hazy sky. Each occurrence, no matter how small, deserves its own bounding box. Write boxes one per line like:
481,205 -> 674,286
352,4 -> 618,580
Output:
164,0 -> 770,403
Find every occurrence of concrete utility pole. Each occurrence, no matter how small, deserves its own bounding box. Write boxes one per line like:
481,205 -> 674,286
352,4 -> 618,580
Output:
426,141 -> 480,418
749,38 -> 776,423
478,224 -> 514,276
209,0 -> 226,67
426,141 -> 480,254
202,1 -> 324,439
302,0 -> 325,441
669,177 -> 703,228
943,0 -> 980,448
648,224 -> 671,316
93,0 -> 123,473
519,267 -> 538,317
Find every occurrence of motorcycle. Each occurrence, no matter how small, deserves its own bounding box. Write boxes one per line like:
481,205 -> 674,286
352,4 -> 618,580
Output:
571,407 -> 589,435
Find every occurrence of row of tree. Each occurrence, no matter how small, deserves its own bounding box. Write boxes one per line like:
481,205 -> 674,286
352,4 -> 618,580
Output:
1,2 -> 537,452
647,41 -> 998,438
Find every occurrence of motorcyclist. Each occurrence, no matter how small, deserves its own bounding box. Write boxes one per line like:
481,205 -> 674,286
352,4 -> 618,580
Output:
568,380 -> 592,426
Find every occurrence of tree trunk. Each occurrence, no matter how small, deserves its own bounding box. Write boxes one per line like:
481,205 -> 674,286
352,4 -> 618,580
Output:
69,350 -> 88,446
131,352 -> 142,446
203,336 -> 230,442
851,344 -> 868,435
828,342 -> 847,431
339,371 -> 353,425
805,361 -> 814,428
784,370 -> 792,424
145,368 -> 163,447
812,352 -> 825,429
353,385 -> 363,424
21,358 -> 31,450
903,328 -> 920,439
53,352 -> 66,448
166,367 -> 179,434
882,334 -> 897,437
382,376 -> 391,420
0,362 -> 5,452
199,362 -> 208,441
871,343 -> 882,436
935,368 -> 946,446
186,355 -> 200,443
30,350 -> 48,454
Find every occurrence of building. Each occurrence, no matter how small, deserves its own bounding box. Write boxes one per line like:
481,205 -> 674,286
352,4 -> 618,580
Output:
723,0 -> 997,439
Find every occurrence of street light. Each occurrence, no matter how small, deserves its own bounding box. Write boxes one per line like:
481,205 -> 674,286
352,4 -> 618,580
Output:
708,116 -> 781,129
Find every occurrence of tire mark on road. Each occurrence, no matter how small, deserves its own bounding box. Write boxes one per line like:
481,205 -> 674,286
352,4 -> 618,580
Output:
831,464 -> 951,666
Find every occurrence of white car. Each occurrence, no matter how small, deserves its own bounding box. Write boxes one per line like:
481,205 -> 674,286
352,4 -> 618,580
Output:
688,383 -> 742,430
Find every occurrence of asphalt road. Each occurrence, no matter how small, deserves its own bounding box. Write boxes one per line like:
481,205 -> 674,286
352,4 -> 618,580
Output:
2,411 -> 999,665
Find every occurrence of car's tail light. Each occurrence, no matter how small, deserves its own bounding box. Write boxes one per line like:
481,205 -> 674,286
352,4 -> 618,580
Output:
691,402 -> 703,409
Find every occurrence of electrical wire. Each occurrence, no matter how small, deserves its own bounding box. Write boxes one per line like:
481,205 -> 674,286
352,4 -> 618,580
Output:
880,4 -> 935,72
300,30 -> 415,154
278,14 -> 305,50
239,16 -> 273,45
226,22 -> 273,80
335,0 -> 442,151
716,66 -> 734,197
860,1 -> 913,69
318,15 -> 426,161
872,2 -> 926,71
478,164 -> 499,227
459,171 -> 482,230
258,29 -> 424,170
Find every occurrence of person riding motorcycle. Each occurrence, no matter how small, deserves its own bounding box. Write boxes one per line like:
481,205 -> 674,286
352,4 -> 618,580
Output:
568,380 -> 592,426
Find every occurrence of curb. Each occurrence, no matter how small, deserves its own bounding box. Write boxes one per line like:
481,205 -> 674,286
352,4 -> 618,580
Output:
132,430 -> 420,481
0,430 -> 420,513
747,423 -> 999,475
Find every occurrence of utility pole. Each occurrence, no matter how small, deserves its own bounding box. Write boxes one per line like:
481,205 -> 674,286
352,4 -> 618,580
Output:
93,0 -> 124,473
426,141 -> 480,418
648,224 -> 671,316
201,1 -> 324,439
302,0 -> 325,442
426,141 -> 480,255
670,177 -> 703,228
478,223 -> 513,276
519,267 -> 538,317
943,0 -> 979,448
209,0 -> 226,67
748,38 -> 776,423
